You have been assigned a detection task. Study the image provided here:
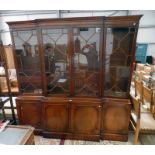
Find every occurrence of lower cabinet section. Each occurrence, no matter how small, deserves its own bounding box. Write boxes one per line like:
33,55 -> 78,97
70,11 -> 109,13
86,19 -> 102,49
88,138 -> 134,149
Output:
43,98 -> 68,133
70,99 -> 101,141
16,96 -> 43,134
101,98 -> 131,141
16,96 -> 131,141
70,100 -> 101,135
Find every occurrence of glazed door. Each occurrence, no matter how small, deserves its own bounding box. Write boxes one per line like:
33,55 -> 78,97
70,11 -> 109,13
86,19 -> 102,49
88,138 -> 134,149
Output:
73,27 -> 101,96
103,26 -> 137,98
43,99 -> 68,132
12,29 -> 42,94
41,28 -> 70,96
16,99 -> 42,129
70,99 -> 101,135
41,26 -> 102,96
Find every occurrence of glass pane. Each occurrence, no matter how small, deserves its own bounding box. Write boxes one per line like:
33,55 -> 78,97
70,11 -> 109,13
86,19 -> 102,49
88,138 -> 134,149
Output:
0,53 -> 5,93
73,27 -> 100,96
0,77 -> 9,94
13,30 -> 42,94
0,49 -> 8,95
104,27 -> 135,97
4,46 -> 19,94
42,28 -> 69,95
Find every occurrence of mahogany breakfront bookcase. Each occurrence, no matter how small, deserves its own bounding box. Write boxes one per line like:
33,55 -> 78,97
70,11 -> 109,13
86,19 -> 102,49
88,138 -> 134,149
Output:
7,15 -> 142,141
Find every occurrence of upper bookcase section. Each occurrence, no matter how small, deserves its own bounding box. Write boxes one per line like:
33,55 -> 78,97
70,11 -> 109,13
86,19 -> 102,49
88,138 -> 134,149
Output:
7,15 -> 142,97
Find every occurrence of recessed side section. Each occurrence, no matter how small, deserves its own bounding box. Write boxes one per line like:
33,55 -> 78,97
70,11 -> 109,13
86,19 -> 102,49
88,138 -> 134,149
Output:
16,96 -> 43,134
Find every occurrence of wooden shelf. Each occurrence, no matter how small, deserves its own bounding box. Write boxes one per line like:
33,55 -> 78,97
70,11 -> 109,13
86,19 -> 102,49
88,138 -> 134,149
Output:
1,87 -> 19,94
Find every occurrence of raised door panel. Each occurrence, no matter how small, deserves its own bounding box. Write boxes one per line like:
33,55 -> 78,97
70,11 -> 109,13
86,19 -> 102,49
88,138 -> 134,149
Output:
16,100 -> 42,129
44,102 -> 68,132
71,102 -> 101,135
102,99 -> 131,134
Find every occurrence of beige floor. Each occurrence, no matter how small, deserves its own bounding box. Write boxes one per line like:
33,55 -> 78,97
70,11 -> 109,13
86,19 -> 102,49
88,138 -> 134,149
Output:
34,132 -> 155,145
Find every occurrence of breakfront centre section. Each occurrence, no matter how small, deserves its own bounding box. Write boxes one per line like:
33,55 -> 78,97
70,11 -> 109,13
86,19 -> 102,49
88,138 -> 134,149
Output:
8,15 -> 142,141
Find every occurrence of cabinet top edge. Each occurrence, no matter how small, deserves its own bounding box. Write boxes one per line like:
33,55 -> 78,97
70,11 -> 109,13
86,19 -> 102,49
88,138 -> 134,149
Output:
7,15 -> 142,27
106,15 -> 143,21
7,16 -> 104,26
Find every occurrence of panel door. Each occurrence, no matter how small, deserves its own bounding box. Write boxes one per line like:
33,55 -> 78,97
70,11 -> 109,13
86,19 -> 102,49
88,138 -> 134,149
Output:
43,99 -> 68,132
16,100 -> 42,129
102,99 -> 131,134
70,100 -> 101,135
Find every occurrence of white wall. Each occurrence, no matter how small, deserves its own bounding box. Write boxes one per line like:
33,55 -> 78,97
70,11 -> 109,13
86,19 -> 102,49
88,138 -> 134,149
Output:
0,12 -> 57,45
61,10 -> 127,18
130,11 -> 155,57
0,10 -> 128,45
147,44 -> 155,57
137,28 -> 155,43
0,10 -> 155,57
130,10 -> 155,26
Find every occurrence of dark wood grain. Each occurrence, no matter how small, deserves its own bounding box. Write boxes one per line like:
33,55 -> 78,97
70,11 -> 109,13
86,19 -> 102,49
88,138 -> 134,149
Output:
43,98 -> 69,132
16,96 -> 43,129
70,99 -> 101,135
8,15 -> 141,141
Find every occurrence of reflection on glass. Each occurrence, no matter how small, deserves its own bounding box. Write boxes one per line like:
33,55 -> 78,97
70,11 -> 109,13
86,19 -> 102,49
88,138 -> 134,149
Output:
0,55 -> 8,94
42,29 -> 69,95
74,27 -> 100,96
13,30 -> 42,94
104,27 -> 135,97
0,77 -> 8,93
